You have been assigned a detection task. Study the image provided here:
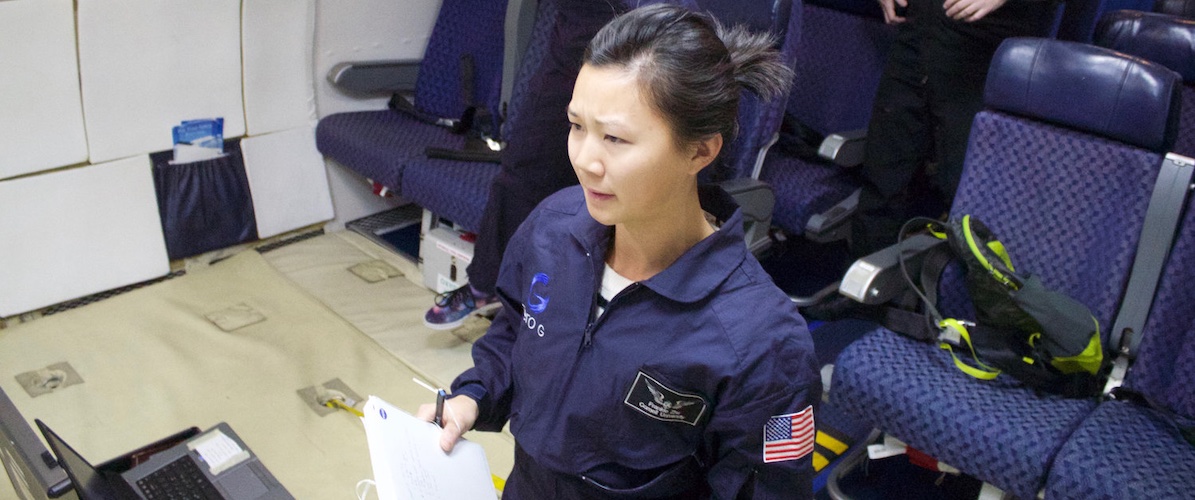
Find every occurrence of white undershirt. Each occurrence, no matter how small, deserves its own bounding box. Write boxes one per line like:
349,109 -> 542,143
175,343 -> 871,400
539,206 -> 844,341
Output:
596,263 -> 635,318
594,214 -> 718,318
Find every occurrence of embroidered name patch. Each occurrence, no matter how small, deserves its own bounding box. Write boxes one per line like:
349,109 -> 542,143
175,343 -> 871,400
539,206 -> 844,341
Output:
763,405 -> 815,463
623,372 -> 707,426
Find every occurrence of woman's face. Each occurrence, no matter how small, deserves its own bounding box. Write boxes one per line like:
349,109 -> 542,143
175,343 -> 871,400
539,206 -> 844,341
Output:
567,64 -> 702,227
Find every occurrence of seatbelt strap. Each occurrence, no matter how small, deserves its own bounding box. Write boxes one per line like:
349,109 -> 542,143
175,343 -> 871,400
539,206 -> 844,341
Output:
388,93 -> 461,129
386,53 -> 482,135
1105,153 -> 1195,393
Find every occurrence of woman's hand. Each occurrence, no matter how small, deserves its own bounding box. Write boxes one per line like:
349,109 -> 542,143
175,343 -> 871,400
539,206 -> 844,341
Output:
416,395 -> 480,453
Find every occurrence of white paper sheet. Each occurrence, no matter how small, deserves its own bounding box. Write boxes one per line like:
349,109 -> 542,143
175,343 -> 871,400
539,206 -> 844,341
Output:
0,0 -> 88,178
362,396 -> 496,500
77,0 -> 245,163
189,429 -> 251,475
242,0 -> 317,135
241,125 -> 334,238
0,155 -> 170,317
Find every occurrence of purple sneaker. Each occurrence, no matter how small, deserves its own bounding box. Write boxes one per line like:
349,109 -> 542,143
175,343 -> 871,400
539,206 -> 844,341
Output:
423,284 -> 501,330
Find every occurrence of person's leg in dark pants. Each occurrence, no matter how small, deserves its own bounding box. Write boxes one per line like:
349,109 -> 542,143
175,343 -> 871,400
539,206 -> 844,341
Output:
924,0 -> 1059,201
850,2 -> 936,258
849,0 -> 1059,258
425,1 -> 616,329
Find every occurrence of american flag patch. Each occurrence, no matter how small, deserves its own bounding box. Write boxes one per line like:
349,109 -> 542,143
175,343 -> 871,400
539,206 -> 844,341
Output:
763,405 -> 815,463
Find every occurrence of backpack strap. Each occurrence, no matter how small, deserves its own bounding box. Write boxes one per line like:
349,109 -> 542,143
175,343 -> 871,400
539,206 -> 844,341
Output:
937,319 -> 1002,380
879,218 -> 953,342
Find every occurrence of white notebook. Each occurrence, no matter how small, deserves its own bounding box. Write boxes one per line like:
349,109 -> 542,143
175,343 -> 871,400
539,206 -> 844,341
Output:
361,396 -> 497,500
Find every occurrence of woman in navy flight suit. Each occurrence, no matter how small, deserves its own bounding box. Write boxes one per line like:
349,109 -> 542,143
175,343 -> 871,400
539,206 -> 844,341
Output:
418,4 -> 821,498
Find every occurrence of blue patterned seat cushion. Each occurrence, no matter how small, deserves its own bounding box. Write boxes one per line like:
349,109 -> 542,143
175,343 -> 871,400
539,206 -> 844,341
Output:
315,110 -> 465,192
785,3 -> 893,137
759,154 -> 858,234
1045,400 -> 1195,499
951,112 -> 1161,330
401,158 -> 500,233
832,328 -> 1098,499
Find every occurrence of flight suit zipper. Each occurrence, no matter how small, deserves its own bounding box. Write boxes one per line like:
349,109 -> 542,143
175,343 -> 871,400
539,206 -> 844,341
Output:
582,282 -> 640,348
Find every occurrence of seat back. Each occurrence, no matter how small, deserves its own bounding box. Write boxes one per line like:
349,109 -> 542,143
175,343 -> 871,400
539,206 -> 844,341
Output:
1154,0 -> 1195,18
694,0 -> 798,183
499,0 -> 561,143
786,0 -> 893,138
413,0 -> 509,133
937,38 -> 1182,340
757,0 -> 894,235
1094,10 -> 1195,157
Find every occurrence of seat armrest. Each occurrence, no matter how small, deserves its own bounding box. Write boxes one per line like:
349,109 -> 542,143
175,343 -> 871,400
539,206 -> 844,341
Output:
717,177 -> 775,257
817,129 -> 867,167
327,59 -> 421,94
805,187 -> 860,243
838,233 -> 946,305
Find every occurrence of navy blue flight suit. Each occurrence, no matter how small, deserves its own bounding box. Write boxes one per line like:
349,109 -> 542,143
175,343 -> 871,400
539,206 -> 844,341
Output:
453,185 -> 822,499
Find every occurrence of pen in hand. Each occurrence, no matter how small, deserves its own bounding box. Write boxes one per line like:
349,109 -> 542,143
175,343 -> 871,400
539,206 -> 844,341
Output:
434,389 -> 447,428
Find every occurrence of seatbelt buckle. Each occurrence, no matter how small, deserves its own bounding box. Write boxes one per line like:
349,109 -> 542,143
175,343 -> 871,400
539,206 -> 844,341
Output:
1101,355 -> 1130,396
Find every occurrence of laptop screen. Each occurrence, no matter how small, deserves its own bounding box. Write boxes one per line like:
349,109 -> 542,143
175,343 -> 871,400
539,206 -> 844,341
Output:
0,387 -> 69,500
35,420 -> 129,500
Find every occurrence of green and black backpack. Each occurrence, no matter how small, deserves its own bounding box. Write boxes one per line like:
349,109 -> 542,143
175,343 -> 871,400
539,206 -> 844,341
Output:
893,215 -> 1108,398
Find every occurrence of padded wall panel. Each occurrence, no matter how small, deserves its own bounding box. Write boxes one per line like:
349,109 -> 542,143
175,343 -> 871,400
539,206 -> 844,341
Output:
0,156 -> 169,317
0,0 -> 88,179
242,126 -> 334,238
242,0 -> 317,135
77,0 -> 244,163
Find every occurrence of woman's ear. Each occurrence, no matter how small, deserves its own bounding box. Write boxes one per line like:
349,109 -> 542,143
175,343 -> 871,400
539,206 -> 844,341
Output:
688,134 -> 723,175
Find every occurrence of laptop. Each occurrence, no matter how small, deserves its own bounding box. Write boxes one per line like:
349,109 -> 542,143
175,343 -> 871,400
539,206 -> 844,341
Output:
37,420 -> 293,500
0,387 -> 70,499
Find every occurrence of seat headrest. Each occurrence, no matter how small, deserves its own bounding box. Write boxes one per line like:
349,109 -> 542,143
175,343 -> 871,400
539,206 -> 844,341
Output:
1152,0 -> 1195,19
1095,10 -> 1195,82
984,38 -> 1182,152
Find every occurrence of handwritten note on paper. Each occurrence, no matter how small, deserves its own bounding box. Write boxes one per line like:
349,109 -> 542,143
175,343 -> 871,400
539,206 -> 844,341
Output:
188,429 -> 250,475
362,396 -> 496,500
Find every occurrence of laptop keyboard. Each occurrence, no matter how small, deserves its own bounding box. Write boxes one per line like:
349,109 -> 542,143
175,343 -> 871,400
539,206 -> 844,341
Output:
135,456 -> 223,499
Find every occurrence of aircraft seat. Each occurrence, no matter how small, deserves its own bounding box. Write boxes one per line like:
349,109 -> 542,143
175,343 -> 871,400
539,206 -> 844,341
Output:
827,38 -> 1183,499
1041,12 -> 1195,498
396,0 -> 564,233
399,0 -> 798,240
1094,10 -> 1195,156
314,0 -> 508,200
757,0 -> 894,239
1045,197 -> 1195,498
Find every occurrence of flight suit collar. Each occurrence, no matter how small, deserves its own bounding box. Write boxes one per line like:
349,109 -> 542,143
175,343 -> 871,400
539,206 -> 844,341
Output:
568,184 -> 748,304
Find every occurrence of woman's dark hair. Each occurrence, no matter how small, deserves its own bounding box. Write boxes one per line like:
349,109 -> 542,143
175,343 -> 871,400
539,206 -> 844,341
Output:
583,3 -> 793,147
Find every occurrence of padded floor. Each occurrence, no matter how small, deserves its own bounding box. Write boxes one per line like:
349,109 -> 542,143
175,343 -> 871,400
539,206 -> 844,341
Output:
259,231 -> 494,390
0,231 -> 512,499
